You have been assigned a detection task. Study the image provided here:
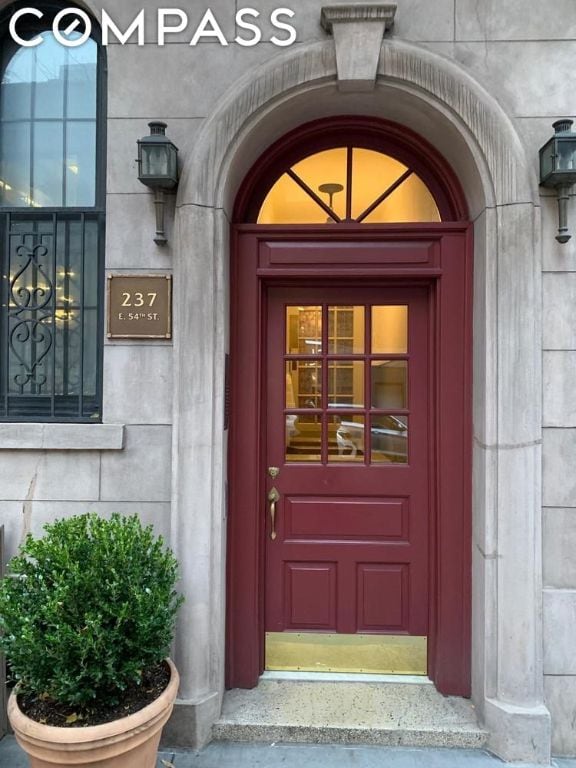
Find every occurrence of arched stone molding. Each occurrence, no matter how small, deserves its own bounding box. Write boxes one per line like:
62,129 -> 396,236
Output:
170,39 -> 550,762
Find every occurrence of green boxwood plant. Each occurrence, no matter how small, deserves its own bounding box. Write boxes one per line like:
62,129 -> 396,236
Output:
0,513 -> 183,708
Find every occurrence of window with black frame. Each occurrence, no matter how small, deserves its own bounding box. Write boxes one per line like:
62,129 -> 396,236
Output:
0,3 -> 104,421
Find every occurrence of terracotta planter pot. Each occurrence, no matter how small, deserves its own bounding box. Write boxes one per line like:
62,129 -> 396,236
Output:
7,659 -> 179,768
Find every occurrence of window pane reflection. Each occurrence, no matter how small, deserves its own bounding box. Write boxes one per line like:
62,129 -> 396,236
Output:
329,306 -> 364,353
66,43 -> 98,119
371,361 -> 407,409
286,306 -> 322,354
286,414 -> 322,462
372,306 -> 408,354
286,361 -> 322,409
0,45 -> 33,119
329,415 -> 365,463
0,123 -> 31,205
66,122 -> 96,207
371,416 -> 409,464
328,362 -> 364,409
0,33 -> 97,208
33,122 -> 64,206
34,36 -> 66,118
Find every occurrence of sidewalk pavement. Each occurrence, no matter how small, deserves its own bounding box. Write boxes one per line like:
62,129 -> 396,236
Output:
2,737 -> 576,768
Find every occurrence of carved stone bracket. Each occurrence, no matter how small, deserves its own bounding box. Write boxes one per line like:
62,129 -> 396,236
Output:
321,4 -> 397,92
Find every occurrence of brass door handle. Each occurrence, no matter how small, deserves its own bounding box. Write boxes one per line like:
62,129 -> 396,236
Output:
268,487 -> 280,540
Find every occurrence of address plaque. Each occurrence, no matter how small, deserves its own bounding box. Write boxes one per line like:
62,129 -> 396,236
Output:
107,274 -> 172,339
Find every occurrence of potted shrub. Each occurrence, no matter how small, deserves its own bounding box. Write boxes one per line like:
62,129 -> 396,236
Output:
0,512 -> 183,768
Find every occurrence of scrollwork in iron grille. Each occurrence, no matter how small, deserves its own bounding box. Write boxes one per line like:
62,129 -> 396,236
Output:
1,213 -> 103,421
8,237 -> 55,394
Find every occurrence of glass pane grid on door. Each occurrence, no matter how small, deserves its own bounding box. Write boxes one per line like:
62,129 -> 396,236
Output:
285,304 -> 409,464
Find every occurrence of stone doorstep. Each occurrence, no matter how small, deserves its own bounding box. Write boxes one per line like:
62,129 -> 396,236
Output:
212,723 -> 488,749
213,680 -> 488,750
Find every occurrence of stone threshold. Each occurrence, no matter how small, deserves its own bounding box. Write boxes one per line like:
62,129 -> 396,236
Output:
213,680 -> 488,750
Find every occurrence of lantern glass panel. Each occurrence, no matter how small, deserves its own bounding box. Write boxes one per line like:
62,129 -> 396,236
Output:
558,138 -> 576,172
142,145 -> 170,178
540,138 -> 556,183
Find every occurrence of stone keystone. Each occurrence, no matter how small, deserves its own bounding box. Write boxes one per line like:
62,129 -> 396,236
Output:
321,4 -> 397,92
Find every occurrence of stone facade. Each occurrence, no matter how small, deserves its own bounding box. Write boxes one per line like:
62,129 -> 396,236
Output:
1,0 -> 576,761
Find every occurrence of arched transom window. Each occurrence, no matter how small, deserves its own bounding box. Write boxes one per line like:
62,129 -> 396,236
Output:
258,147 -> 441,224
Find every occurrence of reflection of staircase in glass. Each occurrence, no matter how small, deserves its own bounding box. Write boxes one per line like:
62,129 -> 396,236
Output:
286,421 -> 365,460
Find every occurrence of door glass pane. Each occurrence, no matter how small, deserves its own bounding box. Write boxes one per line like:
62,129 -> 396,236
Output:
287,361 -> 322,409
329,415 -> 365,463
372,306 -> 408,354
286,414 -> 322,462
371,361 -> 408,409
286,306 -> 322,354
371,415 -> 409,464
328,362 -> 364,409
328,306 -> 364,353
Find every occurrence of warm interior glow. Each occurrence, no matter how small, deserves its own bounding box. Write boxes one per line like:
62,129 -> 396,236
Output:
362,173 -> 440,223
351,149 -> 408,219
258,147 -> 441,224
372,306 -> 408,354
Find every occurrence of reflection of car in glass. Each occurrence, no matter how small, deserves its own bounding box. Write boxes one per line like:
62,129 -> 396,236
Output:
336,415 -> 408,462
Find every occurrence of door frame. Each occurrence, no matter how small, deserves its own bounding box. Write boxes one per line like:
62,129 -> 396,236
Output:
227,223 -> 473,695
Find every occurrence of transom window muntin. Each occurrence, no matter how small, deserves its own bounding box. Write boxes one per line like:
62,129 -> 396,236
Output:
258,146 -> 441,225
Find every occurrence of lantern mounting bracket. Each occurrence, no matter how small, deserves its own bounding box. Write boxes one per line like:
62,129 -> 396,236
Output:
137,121 -> 179,246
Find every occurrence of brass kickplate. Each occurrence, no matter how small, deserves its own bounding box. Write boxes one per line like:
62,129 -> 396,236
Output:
265,632 -> 427,675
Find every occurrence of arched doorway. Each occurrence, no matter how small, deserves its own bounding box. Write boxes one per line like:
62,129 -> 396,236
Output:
227,117 -> 472,696
169,36 -> 548,760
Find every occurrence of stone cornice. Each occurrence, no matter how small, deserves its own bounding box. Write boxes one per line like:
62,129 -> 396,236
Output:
320,4 -> 397,34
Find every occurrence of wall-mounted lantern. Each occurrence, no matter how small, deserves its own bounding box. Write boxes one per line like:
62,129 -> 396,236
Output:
137,121 -> 179,245
539,119 -> 576,243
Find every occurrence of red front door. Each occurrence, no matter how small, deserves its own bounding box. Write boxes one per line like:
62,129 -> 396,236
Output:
264,286 -> 430,673
227,226 -> 472,694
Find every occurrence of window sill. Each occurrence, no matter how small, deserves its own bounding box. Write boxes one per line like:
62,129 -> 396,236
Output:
0,423 -> 125,451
